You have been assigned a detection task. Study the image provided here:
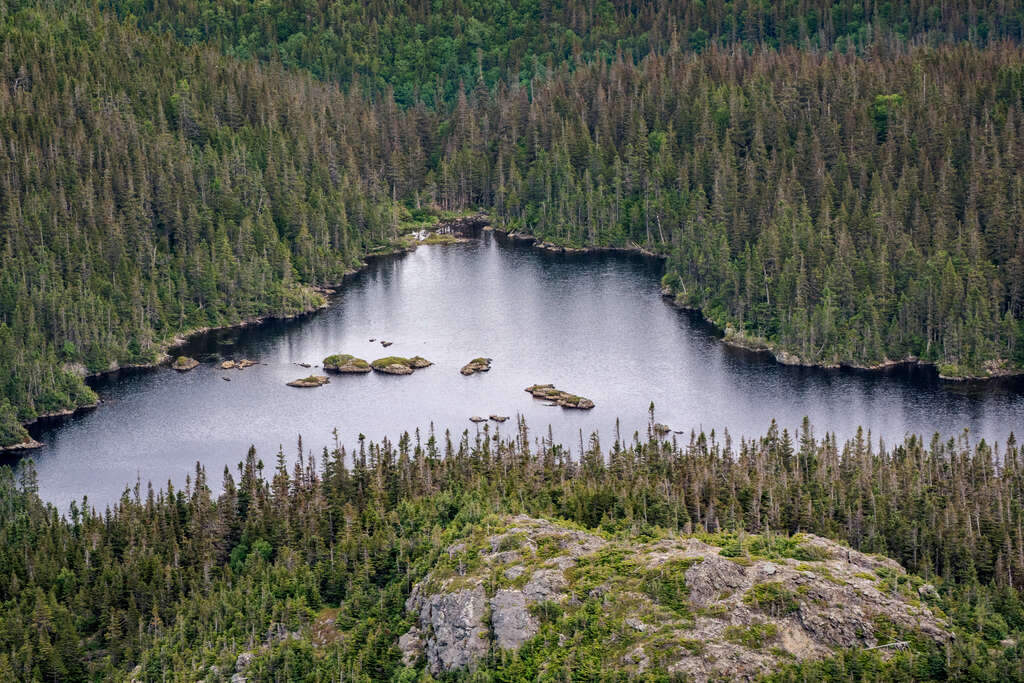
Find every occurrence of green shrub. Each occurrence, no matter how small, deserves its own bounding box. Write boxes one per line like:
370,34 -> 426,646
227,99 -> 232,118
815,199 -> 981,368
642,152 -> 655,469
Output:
724,622 -> 779,649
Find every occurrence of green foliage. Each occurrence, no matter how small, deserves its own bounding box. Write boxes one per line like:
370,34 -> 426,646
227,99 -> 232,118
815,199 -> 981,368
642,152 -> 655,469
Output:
372,356 -> 414,369
96,0 -> 1024,104
0,421 -> 1021,679
744,582 -> 801,617
642,558 -> 697,617
725,622 -> 779,650
0,399 -> 30,446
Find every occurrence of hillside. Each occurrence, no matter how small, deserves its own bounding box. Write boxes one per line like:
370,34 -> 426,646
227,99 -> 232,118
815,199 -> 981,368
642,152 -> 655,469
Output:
398,515 -> 950,680
1,420 -> 1024,680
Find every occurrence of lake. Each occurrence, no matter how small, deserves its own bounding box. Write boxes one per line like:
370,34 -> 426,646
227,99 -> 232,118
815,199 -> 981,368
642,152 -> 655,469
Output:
18,231 -> 1024,511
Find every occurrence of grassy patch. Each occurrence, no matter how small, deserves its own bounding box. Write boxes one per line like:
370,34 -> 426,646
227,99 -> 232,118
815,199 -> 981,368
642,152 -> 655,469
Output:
743,581 -> 800,617
642,558 -> 698,617
724,622 -> 779,650
371,356 -> 412,369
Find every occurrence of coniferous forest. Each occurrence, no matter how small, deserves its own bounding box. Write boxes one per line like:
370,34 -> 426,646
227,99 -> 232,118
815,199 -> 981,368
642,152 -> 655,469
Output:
2,0 -> 1024,679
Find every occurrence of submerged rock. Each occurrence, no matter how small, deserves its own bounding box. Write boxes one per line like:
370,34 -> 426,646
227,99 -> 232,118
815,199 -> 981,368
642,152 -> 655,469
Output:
524,384 -> 595,409
287,375 -> 329,387
322,354 -> 371,373
236,359 -> 256,369
172,356 -> 199,371
460,358 -> 492,375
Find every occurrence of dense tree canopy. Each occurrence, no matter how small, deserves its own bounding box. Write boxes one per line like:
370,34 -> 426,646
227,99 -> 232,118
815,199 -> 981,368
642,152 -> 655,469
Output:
1,0 -> 1023,444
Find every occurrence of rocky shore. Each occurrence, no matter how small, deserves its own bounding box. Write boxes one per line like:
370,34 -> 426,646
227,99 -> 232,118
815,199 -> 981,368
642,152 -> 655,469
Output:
659,287 -> 1024,382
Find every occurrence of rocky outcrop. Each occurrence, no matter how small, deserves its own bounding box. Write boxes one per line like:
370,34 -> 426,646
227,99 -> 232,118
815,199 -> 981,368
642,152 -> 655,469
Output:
489,414 -> 509,422
409,586 -> 490,674
371,356 -> 432,374
524,384 -> 595,409
460,358 -> 492,375
0,437 -> 44,453
397,516 -> 949,680
436,212 -> 490,236
287,375 -> 329,387
172,356 -> 199,371
322,354 -> 371,373
221,359 -> 257,370
469,416 -> 486,423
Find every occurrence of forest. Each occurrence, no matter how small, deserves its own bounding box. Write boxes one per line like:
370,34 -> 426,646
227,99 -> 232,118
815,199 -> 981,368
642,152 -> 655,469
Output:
2,418 -> 1024,679
0,0 -> 1023,676
2,0 -> 1024,446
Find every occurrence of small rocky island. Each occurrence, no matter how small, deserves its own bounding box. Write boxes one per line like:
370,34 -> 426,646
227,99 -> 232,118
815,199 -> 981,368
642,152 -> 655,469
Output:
323,354 -> 372,373
220,359 -> 257,370
171,356 -> 199,371
525,384 -> 595,409
460,357 -> 492,375
287,375 -> 330,388
371,356 -> 433,375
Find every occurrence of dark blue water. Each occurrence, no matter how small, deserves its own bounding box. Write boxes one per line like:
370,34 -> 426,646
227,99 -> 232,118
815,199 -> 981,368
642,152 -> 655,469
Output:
20,232 -> 1024,511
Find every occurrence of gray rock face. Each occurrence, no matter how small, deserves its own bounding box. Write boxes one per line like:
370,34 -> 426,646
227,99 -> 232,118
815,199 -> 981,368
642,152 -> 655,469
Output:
418,587 -> 490,674
523,569 -> 568,604
397,516 -> 949,680
684,555 -> 748,606
234,652 -> 255,672
398,627 -> 423,667
490,590 -> 538,651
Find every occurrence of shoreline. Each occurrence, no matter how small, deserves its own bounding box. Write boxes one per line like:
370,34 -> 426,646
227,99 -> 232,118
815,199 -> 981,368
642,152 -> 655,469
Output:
497,224 -> 1022,383
9,215 -> 484,449
659,289 -> 1024,383
10,214 -> 1020,451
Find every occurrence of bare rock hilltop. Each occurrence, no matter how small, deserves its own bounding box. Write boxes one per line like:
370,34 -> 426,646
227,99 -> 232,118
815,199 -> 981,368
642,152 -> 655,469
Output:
397,516 -> 949,680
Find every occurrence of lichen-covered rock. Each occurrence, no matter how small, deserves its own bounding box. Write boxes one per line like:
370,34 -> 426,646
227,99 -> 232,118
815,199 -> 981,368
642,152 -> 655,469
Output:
490,590 -> 537,651
234,652 -> 255,672
418,587 -> 490,674
397,516 -> 950,679
398,627 -> 423,667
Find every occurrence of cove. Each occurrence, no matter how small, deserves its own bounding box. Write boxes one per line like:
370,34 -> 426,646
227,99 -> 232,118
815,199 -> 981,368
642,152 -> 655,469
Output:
16,231 -> 1024,511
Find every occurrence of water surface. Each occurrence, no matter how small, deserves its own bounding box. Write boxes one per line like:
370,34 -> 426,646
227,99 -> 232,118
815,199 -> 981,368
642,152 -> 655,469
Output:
21,233 -> 1024,510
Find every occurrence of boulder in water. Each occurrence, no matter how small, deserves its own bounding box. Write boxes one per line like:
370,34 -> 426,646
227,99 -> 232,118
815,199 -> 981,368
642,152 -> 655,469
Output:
172,356 -> 199,371
287,375 -> 329,387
